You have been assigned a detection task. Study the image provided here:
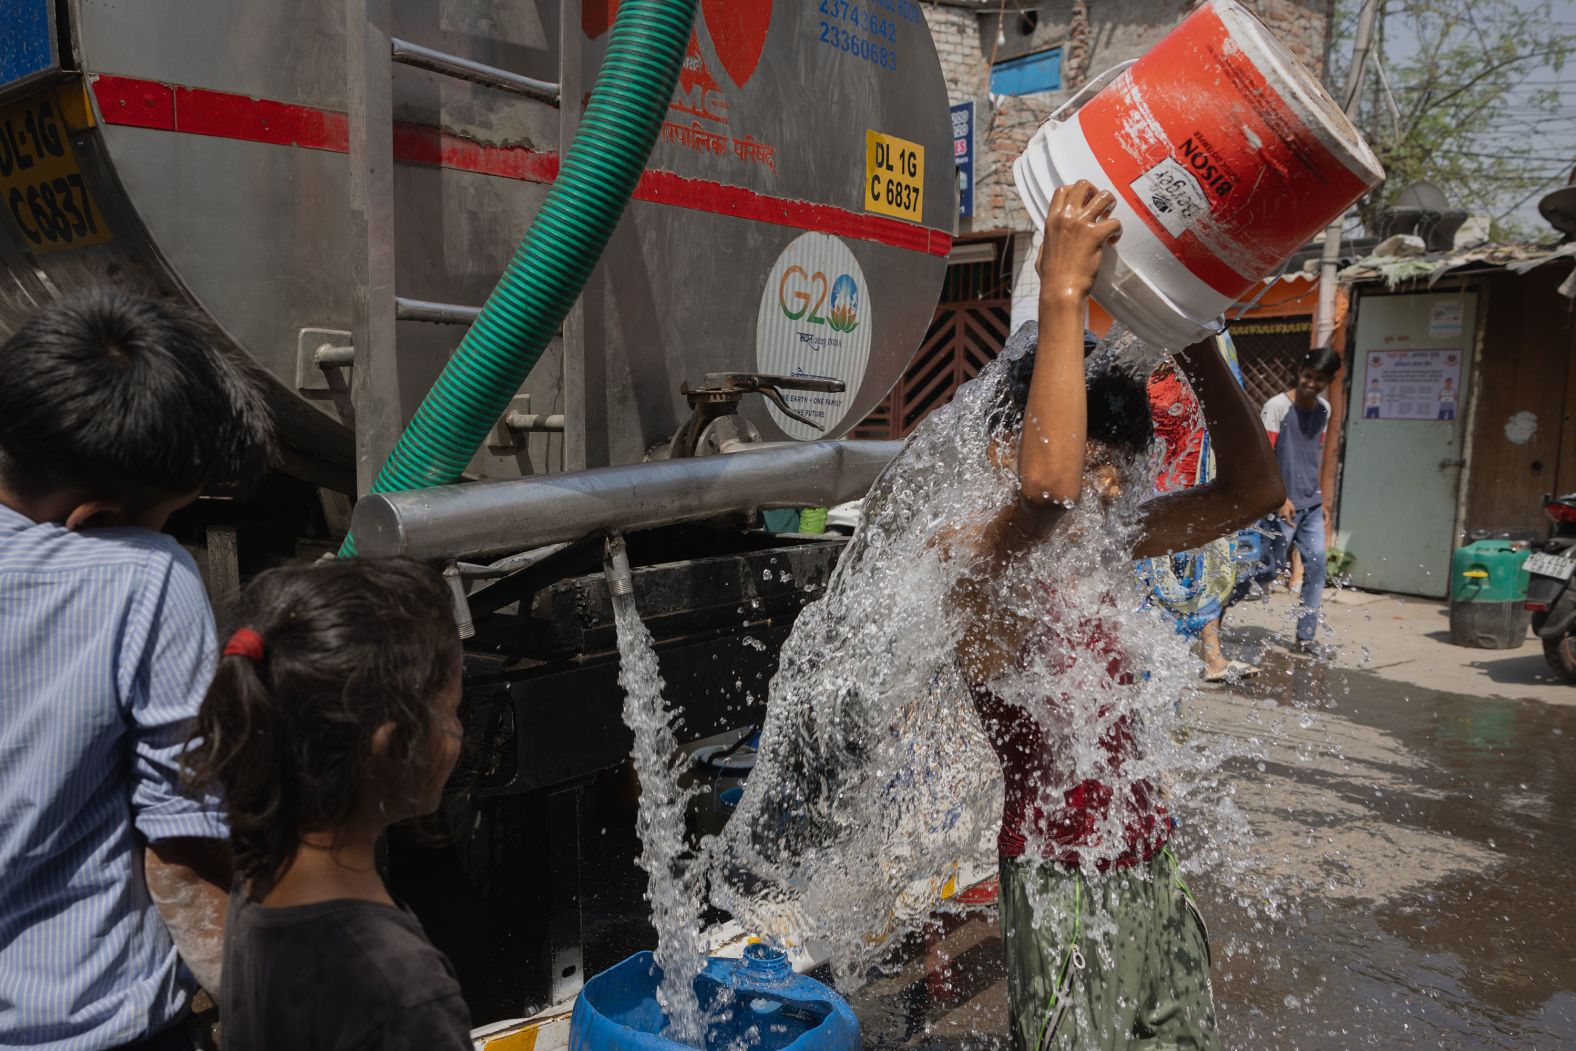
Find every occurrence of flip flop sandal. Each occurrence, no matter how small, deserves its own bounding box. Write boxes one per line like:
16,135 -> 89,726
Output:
1202,661 -> 1260,683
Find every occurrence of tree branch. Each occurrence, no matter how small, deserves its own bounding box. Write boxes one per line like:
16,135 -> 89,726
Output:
1414,46 -> 1572,117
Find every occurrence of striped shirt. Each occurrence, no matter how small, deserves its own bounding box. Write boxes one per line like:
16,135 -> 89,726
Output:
0,502 -> 225,1050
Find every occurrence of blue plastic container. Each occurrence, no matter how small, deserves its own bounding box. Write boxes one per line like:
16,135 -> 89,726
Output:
568,943 -> 859,1051
1233,528 -> 1265,564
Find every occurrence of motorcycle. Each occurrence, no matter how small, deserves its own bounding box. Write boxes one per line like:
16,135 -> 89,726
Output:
1525,492 -> 1576,681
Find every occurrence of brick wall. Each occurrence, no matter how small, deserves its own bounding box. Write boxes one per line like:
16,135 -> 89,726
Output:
925,5 -> 989,102
1234,0 -> 1331,76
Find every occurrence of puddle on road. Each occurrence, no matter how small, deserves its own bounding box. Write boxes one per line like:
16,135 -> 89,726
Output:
849,659 -> 1576,1050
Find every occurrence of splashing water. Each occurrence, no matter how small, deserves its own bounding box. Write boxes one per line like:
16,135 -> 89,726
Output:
703,325 -> 1273,1000
610,572 -> 709,1044
610,322 -> 1321,1045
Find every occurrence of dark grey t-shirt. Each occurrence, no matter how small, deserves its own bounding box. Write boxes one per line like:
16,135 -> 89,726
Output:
220,892 -> 471,1051
1262,392 -> 1330,511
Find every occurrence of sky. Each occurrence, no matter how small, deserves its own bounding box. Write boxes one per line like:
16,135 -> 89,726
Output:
1345,0 -> 1576,235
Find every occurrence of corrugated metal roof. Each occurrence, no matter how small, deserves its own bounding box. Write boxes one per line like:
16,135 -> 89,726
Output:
1338,239 -> 1576,295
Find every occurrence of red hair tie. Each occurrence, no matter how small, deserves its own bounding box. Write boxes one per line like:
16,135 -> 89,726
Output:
223,627 -> 265,665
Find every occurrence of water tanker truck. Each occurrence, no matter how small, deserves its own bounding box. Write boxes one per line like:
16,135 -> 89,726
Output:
0,0 -> 951,1024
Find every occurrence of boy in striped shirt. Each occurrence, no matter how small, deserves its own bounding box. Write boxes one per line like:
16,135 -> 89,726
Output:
0,291 -> 273,1050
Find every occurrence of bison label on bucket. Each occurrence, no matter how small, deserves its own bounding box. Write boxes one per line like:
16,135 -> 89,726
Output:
1175,134 -> 1236,198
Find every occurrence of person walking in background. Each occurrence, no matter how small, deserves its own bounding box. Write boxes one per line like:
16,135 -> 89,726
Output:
0,290 -> 274,1049
1224,347 -> 1341,655
186,558 -> 473,1051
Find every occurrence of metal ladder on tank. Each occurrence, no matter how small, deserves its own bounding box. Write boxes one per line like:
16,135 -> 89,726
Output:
341,0 -> 590,1014
342,0 -> 586,497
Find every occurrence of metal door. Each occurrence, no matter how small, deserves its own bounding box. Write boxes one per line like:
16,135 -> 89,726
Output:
1338,290 -> 1477,597
1230,316 -> 1314,408
852,298 -> 1010,439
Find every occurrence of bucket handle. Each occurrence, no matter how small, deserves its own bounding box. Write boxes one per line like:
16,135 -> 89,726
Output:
1226,261 -> 1292,323
1046,60 -> 1136,124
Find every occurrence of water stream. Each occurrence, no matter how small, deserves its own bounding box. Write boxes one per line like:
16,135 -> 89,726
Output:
608,538 -> 710,1045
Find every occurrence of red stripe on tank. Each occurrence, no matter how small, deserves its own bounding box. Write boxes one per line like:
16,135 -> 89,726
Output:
391,123 -> 563,184
174,85 -> 351,153
631,169 -> 951,257
87,75 -> 951,258
88,75 -> 174,130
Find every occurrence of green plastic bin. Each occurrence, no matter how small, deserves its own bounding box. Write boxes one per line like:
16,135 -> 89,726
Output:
1448,538 -> 1532,649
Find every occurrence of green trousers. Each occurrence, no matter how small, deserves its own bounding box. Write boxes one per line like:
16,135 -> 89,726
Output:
999,851 -> 1219,1051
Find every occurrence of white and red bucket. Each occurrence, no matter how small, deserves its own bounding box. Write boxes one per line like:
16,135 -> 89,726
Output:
1013,0 -> 1384,349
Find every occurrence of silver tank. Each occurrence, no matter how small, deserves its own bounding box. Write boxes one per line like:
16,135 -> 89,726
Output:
0,0 -> 951,490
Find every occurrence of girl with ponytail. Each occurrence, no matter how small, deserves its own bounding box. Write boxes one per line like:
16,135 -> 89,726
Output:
185,557 -> 470,1050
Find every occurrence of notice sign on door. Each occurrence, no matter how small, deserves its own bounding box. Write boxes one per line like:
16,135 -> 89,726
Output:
1363,349 -> 1463,421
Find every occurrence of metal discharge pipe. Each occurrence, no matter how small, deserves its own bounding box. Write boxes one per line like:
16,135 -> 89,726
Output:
604,533 -> 635,599
339,0 -> 699,555
350,440 -> 903,561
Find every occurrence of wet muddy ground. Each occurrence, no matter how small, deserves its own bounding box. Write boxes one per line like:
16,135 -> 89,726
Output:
850,652 -> 1576,1049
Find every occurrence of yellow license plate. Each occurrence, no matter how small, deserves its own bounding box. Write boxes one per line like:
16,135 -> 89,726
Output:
865,129 -> 924,223
0,92 -> 111,253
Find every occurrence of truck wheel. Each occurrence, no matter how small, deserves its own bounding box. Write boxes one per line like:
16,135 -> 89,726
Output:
1543,635 -> 1576,683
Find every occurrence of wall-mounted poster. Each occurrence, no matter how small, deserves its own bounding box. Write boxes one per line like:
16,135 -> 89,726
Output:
951,102 -> 974,218
1428,299 -> 1464,338
1362,349 -> 1463,421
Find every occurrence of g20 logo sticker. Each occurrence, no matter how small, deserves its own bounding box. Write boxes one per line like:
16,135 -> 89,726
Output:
779,266 -> 861,333
757,233 -> 873,441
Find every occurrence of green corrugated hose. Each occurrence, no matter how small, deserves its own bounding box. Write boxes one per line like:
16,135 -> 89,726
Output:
340,0 -> 699,556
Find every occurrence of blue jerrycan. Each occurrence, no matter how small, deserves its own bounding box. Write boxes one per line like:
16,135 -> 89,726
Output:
568,942 -> 859,1051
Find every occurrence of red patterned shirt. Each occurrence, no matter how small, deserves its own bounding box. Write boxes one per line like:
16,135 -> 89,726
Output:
969,602 -> 1168,869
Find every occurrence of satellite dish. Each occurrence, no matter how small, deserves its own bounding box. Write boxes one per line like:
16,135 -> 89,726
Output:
1370,181 -> 1468,251
1538,166 -> 1576,241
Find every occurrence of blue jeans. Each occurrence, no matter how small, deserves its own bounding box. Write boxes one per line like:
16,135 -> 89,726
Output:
1231,505 -> 1326,642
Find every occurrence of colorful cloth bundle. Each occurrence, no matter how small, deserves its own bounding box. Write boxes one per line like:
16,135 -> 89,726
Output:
1136,334 -> 1246,637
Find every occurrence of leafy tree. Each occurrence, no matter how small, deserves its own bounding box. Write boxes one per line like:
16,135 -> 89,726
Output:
1328,0 -> 1574,238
